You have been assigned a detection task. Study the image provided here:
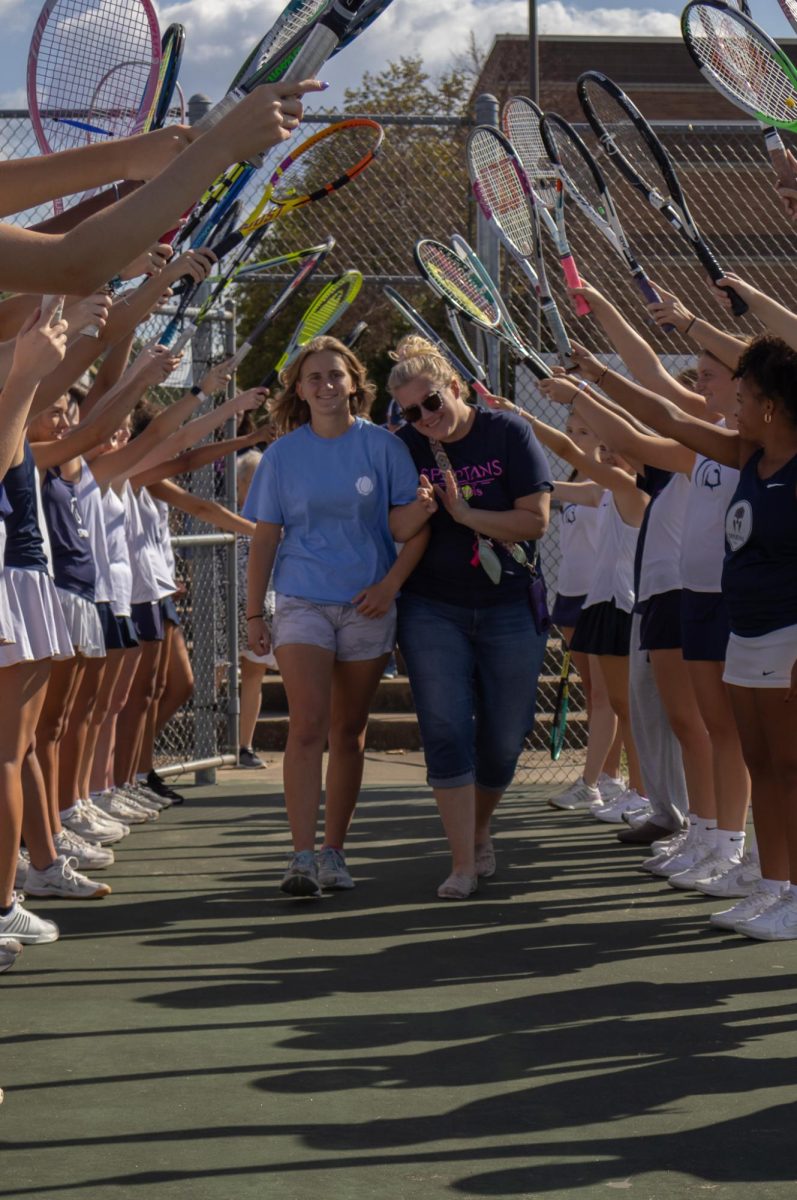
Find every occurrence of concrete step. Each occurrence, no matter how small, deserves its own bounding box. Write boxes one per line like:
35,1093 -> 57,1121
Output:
261,673 -> 586,715
253,709 -> 588,753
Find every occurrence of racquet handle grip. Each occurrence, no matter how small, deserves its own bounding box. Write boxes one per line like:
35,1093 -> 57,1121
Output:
170,325 -> 197,354
694,241 -> 748,318
228,342 -> 253,370
724,285 -> 748,318
560,257 -> 590,316
195,89 -> 244,136
207,230 -> 242,263
633,274 -> 675,334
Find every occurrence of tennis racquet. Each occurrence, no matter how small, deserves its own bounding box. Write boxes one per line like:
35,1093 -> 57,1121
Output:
549,649 -> 571,761
144,22 -> 185,131
342,320 -> 368,350
501,95 -> 591,317
261,269 -> 363,386
198,118 -> 383,263
466,124 -> 576,369
161,241 -> 334,352
415,238 -> 552,380
383,286 -> 492,399
681,0 -> 795,180
576,70 -> 748,316
538,111 -> 665,313
27,0 -> 161,155
444,306 -> 490,387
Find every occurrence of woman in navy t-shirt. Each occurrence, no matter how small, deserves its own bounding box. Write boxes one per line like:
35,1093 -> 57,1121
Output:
389,336 -> 553,899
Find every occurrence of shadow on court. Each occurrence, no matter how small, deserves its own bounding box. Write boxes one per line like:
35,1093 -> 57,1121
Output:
1,755 -> 795,1200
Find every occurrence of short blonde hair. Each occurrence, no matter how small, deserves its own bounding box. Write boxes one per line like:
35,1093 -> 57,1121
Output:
268,335 -> 376,435
387,334 -> 468,398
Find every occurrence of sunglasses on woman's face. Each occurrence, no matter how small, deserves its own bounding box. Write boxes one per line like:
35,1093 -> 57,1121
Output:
399,390 -> 444,425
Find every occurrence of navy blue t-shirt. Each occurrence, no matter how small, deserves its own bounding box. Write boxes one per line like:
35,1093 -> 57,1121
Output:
396,408 -> 552,608
41,467 -> 96,600
723,447 -> 797,636
2,441 -> 48,572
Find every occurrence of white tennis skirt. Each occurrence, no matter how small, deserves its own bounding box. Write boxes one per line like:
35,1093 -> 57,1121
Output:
723,623 -> 797,689
0,566 -> 74,666
0,526 -> 13,646
55,587 -> 106,658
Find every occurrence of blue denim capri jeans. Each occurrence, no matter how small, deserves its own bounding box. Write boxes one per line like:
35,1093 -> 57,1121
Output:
397,592 -> 548,791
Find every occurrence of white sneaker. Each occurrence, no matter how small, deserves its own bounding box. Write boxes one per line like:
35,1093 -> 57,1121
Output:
92,789 -> 150,825
14,850 -> 29,890
64,799 -> 128,844
668,851 -> 742,892
23,855 -> 112,900
650,827 -> 689,857
0,894 -> 59,943
710,883 -> 786,931
117,786 -> 161,816
597,773 -> 627,803
592,788 -> 648,824
548,778 -> 601,811
622,801 -> 654,828
736,890 -> 797,940
0,937 -> 23,973
54,828 -> 114,870
130,781 -> 172,810
645,836 -> 714,878
693,851 -> 760,898
316,847 -> 355,890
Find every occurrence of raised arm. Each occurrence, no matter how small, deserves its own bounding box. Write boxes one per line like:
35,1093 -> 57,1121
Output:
131,427 -> 272,488
147,478 -> 255,537
0,80 -> 324,295
568,281 -> 707,417
645,284 -> 747,370
131,386 -> 266,475
0,302 -> 68,477
711,273 -> 797,353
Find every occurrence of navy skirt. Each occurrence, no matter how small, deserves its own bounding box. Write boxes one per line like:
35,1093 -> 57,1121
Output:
570,599 -> 632,657
551,592 -> 587,631
130,600 -> 164,643
97,602 -> 139,650
681,589 -> 731,662
638,588 -> 683,652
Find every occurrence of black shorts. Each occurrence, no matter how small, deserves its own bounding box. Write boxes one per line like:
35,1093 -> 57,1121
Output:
551,592 -> 587,631
97,602 -> 139,650
130,601 -> 164,643
570,599 -> 632,657
638,589 -> 683,652
681,589 -> 730,662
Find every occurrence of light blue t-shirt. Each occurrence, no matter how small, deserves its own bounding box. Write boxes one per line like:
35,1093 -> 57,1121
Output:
243,417 -> 419,604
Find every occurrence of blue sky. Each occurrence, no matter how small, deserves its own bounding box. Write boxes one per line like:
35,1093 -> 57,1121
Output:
3,0 -> 796,113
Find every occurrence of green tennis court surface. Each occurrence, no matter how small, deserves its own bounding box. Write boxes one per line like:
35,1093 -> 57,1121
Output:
2,753 -> 795,1200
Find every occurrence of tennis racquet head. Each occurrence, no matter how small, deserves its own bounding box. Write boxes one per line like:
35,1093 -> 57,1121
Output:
342,320 -> 368,349
263,269 -> 363,386
383,286 -> 491,398
467,124 -> 575,368
229,0 -> 330,91
576,70 -> 748,317
549,649 -> 571,760
209,118 -> 384,262
416,238 -> 552,380
681,0 -> 797,131
27,0 -> 161,155
147,22 -> 185,130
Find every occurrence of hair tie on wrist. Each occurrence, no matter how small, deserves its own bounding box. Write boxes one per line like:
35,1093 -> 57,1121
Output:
683,316 -> 697,336
246,614 -> 262,621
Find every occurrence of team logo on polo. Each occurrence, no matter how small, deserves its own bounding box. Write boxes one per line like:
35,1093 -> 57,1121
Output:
355,476 -> 374,496
726,500 -> 752,551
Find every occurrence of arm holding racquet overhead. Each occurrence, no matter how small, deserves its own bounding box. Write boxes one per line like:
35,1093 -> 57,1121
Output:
644,283 -> 746,369
707,271 -> 797,352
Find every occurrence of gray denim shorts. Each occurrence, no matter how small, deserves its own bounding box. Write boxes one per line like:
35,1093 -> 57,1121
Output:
272,594 -> 396,661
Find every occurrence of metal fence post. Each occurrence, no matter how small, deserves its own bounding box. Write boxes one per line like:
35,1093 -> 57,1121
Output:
224,302 -> 240,759
474,93 -> 502,394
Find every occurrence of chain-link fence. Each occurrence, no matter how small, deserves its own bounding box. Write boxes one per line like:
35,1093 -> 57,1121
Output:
3,101 -> 793,785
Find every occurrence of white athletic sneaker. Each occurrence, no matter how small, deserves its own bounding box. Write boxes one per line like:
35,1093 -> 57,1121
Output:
650,827 -> 690,857
736,890 -> 797,941
597,773 -> 627,802
64,799 -> 128,845
0,937 -> 23,973
0,894 -> 59,943
280,850 -> 321,897
709,883 -> 786,931
54,827 -> 114,870
645,836 -> 714,878
316,847 -> 355,890
668,851 -> 743,892
116,786 -> 162,816
92,789 -> 150,825
693,851 -> 761,898
14,851 -> 29,890
548,778 -> 601,811
130,781 -> 172,810
592,788 -> 648,824
24,855 -> 112,900
622,800 -> 654,828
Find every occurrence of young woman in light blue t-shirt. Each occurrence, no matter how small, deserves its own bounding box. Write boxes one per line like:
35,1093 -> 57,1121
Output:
244,336 -> 434,898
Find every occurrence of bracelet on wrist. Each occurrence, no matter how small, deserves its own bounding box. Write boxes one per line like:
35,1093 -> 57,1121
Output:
246,614 -> 263,621
682,316 -> 697,336
596,365 -> 609,386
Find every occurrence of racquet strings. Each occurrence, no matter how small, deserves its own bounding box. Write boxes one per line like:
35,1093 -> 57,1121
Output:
416,241 -> 502,329
683,3 -> 797,122
32,0 -> 159,152
294,272 -> 362,343
501,98 -> 559,209
547,121 -> 604,213
232,0 -> 329,89
580,78 -> 663,190
468,128 -> 536,258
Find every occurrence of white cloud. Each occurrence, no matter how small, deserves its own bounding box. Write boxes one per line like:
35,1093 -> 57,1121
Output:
538,1 -> 680,37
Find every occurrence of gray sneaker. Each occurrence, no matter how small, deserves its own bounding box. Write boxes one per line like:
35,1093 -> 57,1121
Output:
316,847 -> 355,890
280,851 -> 321,897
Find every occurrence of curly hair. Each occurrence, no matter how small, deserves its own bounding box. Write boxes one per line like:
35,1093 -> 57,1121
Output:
268,335 -> 376,435
734,334 -> 797,427
387,334 -> 469,398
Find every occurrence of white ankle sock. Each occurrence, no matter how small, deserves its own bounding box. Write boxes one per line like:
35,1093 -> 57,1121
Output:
714,829 -> 745,858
